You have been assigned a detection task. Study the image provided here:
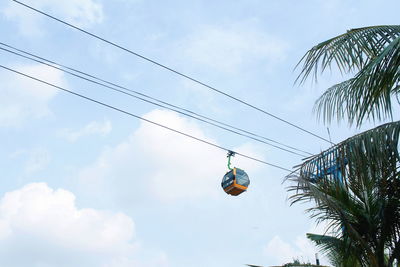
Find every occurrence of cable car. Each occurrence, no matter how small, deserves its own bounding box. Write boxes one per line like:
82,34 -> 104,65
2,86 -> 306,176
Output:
221,151 -> 250,196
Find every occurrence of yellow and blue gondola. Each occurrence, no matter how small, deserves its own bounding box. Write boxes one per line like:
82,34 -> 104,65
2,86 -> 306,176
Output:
221,167 -> 250,196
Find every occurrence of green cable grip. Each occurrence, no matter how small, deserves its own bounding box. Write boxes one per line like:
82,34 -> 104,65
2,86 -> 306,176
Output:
227,150 -> 236,170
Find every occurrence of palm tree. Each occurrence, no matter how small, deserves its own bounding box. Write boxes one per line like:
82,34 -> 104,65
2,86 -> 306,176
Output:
297,25 -> 400,126
288,25 -> 400,267
305,233 -> 361,267
288,122 -> 400,266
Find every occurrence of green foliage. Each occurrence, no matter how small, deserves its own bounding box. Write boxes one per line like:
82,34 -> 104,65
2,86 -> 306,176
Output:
289,24 -> 400,267
296,25 -> 400,126
306,233 -> 361,267
291,26 -> 400,265
287,121 -> 400,266
282,259 -> 314,267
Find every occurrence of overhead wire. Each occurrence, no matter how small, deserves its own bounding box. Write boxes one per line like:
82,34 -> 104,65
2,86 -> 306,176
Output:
11,0 -> 333,145
0,64 -> 295,173
0,43 -> 313,157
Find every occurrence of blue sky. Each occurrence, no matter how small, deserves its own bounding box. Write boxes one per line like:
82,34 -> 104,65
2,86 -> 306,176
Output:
0,0 -> 399,266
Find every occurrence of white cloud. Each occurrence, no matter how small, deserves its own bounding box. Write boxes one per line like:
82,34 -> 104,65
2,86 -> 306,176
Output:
0,64 -> 65,128
265,234 -> 320,265
2,0 -> 103,36
264,223 -> 330,266
79,109 -> 262,202
0,183 -> 158,267
61,119 -> 112,142
181,23 -> 288,73
265,235 -> 300,263
10,148 -> 51,174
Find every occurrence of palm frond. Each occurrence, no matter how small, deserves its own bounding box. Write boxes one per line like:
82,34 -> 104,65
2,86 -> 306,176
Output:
349,35 -> 400,125
296,25 -> 400,84
302,30 -> 400,126
307,233 -> 362,266
290,121 -> 400,193
287,121 -> 400,266
313,78 -> 357,125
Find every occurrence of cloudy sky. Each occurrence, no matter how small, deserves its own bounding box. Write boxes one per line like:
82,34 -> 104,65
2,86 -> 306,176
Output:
0,0 -> 399,266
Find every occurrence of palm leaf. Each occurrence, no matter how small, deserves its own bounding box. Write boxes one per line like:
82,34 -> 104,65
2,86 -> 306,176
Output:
296,25 -> 400,83
296,25 -> 400,125
307,233 -> 362,266
287,121 -> 400,266
313,36 -> 400,125
313,78 -> 357,125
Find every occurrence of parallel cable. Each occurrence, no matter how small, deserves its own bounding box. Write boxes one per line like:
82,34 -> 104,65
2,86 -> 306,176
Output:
0,43 -> 313,157
11,0 -> 333,145
0,64 -> 295,173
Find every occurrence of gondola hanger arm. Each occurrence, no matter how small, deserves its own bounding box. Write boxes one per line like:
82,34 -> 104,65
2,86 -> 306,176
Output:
227,150 -> 236,170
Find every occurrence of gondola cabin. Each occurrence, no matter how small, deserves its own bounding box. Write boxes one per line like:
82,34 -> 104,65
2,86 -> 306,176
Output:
221,167 -> 250,196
